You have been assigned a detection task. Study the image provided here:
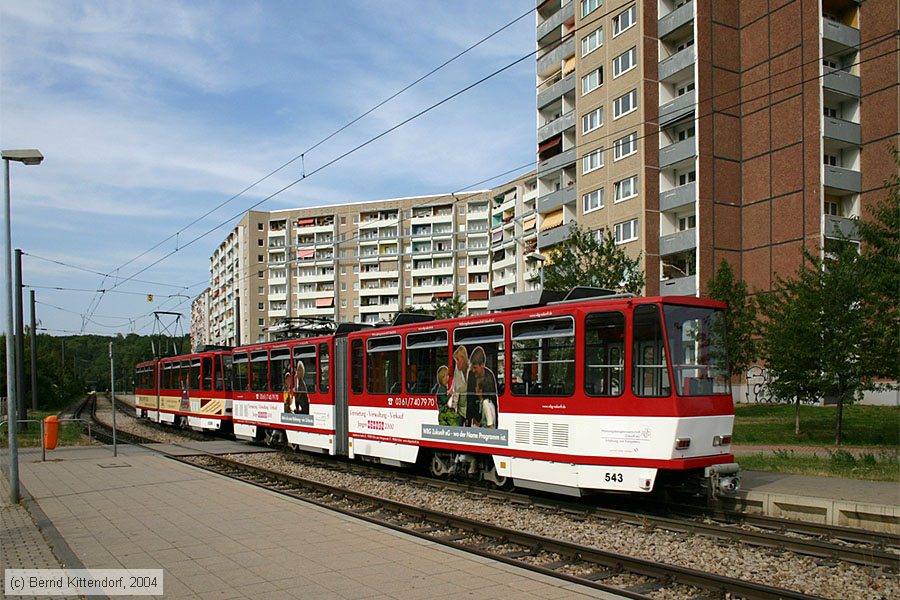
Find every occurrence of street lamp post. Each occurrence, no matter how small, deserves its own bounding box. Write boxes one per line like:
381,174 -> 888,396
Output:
3,149 -> 43,504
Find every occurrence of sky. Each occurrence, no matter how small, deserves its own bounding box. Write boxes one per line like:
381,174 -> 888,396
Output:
0,0 -> 536,337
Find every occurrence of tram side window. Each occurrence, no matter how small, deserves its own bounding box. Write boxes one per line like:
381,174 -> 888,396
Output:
318,343 -> 330,393
270,348 -> 290,392
249,351 -> 269,392
367,336 -> 402,394
632,305 -> 671,397
351,339 -> 364,394
406,331 -> 448,394
510,317 -> 575,397
189,360 -> 200,391
233,353 -> 249,391
293,345 -> 318,393
201,357 -> 213,391
584,311 -> 625,397
162,365 -> 171,390
220,355 -> 232,392
452,324 -> 505,428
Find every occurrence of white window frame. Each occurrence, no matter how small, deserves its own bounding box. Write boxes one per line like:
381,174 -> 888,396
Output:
581,67 -> 603,95
581,27 -> 603,57
582,148 -> 604,174
583,188 -> 605,214
581,0 -> 602,18
614,175 -> 639,203
613,47 -> 638,78
614,218 -> 639,244
582,107 -> 604,134
613,132 -> 638,161
613,89 -> 638,119
612,5 -> 637,37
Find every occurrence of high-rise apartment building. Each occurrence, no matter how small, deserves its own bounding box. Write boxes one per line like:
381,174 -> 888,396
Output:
534,0 -> 898,296
203,178 -> 541,346
190,288 -> 211,350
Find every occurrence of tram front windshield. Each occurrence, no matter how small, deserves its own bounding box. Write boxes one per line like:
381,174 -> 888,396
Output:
662,305 -> 730,396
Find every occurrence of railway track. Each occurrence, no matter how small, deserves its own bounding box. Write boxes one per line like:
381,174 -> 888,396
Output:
181,453 -> 830,600
80,402 -> 898,597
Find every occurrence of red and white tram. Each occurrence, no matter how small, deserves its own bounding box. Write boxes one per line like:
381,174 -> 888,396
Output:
343,295 -> 739,496
135,293 -> 740,496
134,349 -> 233,432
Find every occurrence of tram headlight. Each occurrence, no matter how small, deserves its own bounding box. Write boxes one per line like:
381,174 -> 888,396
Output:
674,437 -> 691,450
712,434 -> 732,447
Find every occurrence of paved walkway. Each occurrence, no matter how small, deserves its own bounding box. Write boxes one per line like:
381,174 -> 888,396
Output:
4,446 -> 621,600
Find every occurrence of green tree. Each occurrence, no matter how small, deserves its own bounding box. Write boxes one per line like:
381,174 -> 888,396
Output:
758,242 -> 884,444
854,151 -> 900,380
706,259 -> 757,379
542,226 -> 644,294
431,295 -> 466,320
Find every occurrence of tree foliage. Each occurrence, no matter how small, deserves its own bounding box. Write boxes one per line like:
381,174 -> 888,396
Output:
431,295 -> 466,320
542,226 -> 645,294
758,242 -> 887,444
706,259 -> 757,378
1,332 -> 187,410
854,150 -> 900,380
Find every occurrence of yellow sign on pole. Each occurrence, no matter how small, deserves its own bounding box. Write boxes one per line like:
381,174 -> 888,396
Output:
147,294 -> 154,302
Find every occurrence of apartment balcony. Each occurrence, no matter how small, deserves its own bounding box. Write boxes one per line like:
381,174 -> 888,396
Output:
823,68 -> 860,98
658,46 -> 695,83
658,0 -> 694,40
359,268 -> 398,280
268,308 -> 287,318
824,214 -> 860,241
822,18 -> 859,52
824,165 -> 861,193
537,147 -> 576,175
537,111 -> 576,143
536,0 -> 574,42
660,275 -> 697,296
659,137 -> 697,168
659,182 -> 697,213
658,90 -> 696,128
537,72 -> 576,109
495,271 -> 517,288
538,220 -> 575,250
537,37 -> 575,78
467,281 -> 490,291
468,262 -> 490,273
659,229 -> 697,257
823,116 -> 861,146
537,184 -> 576,213
412,266 -> 453,278
267,292 -> 287,302
494,254 -> 517,270
360,302 -> 399,314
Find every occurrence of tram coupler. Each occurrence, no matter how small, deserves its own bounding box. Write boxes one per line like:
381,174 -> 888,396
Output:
705,462 -> 741,498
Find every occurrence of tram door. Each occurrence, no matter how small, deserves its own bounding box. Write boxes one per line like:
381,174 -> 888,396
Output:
632,305 -> 671,397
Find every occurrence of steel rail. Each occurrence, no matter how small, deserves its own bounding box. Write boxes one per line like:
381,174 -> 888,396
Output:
183,454 -> 829,600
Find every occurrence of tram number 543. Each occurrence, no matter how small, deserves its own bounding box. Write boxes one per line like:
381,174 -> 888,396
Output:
605,473 -> 624,483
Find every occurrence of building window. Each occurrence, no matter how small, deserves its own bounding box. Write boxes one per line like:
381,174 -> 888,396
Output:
258,318 -> 264,326
613,89 -> 638,119
353,265 -> 359,273
824,201 -> 842,216
257,223 -> 264,231
583,188 -> 605,214
613,132 -> 638,161
258,302 -> 264,310
581,26 -> 603,56
613,5 -> 636,36
677,214 -> 696,231
614,219 -> 639,244
581,0 -> 602,18
678,170 -> 697,186
582,107 -> 604,134
612,47 -> 638,78
258,286 -> 264,294
614,175 -> 639,202
677,125 -> 695,141
581,67 -> 603,95
582,148 -> 604,174
824,153 -> 839,166
676,38 -> 694,52
677,81 -> 695,96
341,299 -> 347,308
341,282 -> 346,291
258,271 -> 265,278
257,239 -> 264,246
258,254 -> 264,263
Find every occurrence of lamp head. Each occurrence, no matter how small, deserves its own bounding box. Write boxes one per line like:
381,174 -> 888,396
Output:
1,149 -> 44,166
